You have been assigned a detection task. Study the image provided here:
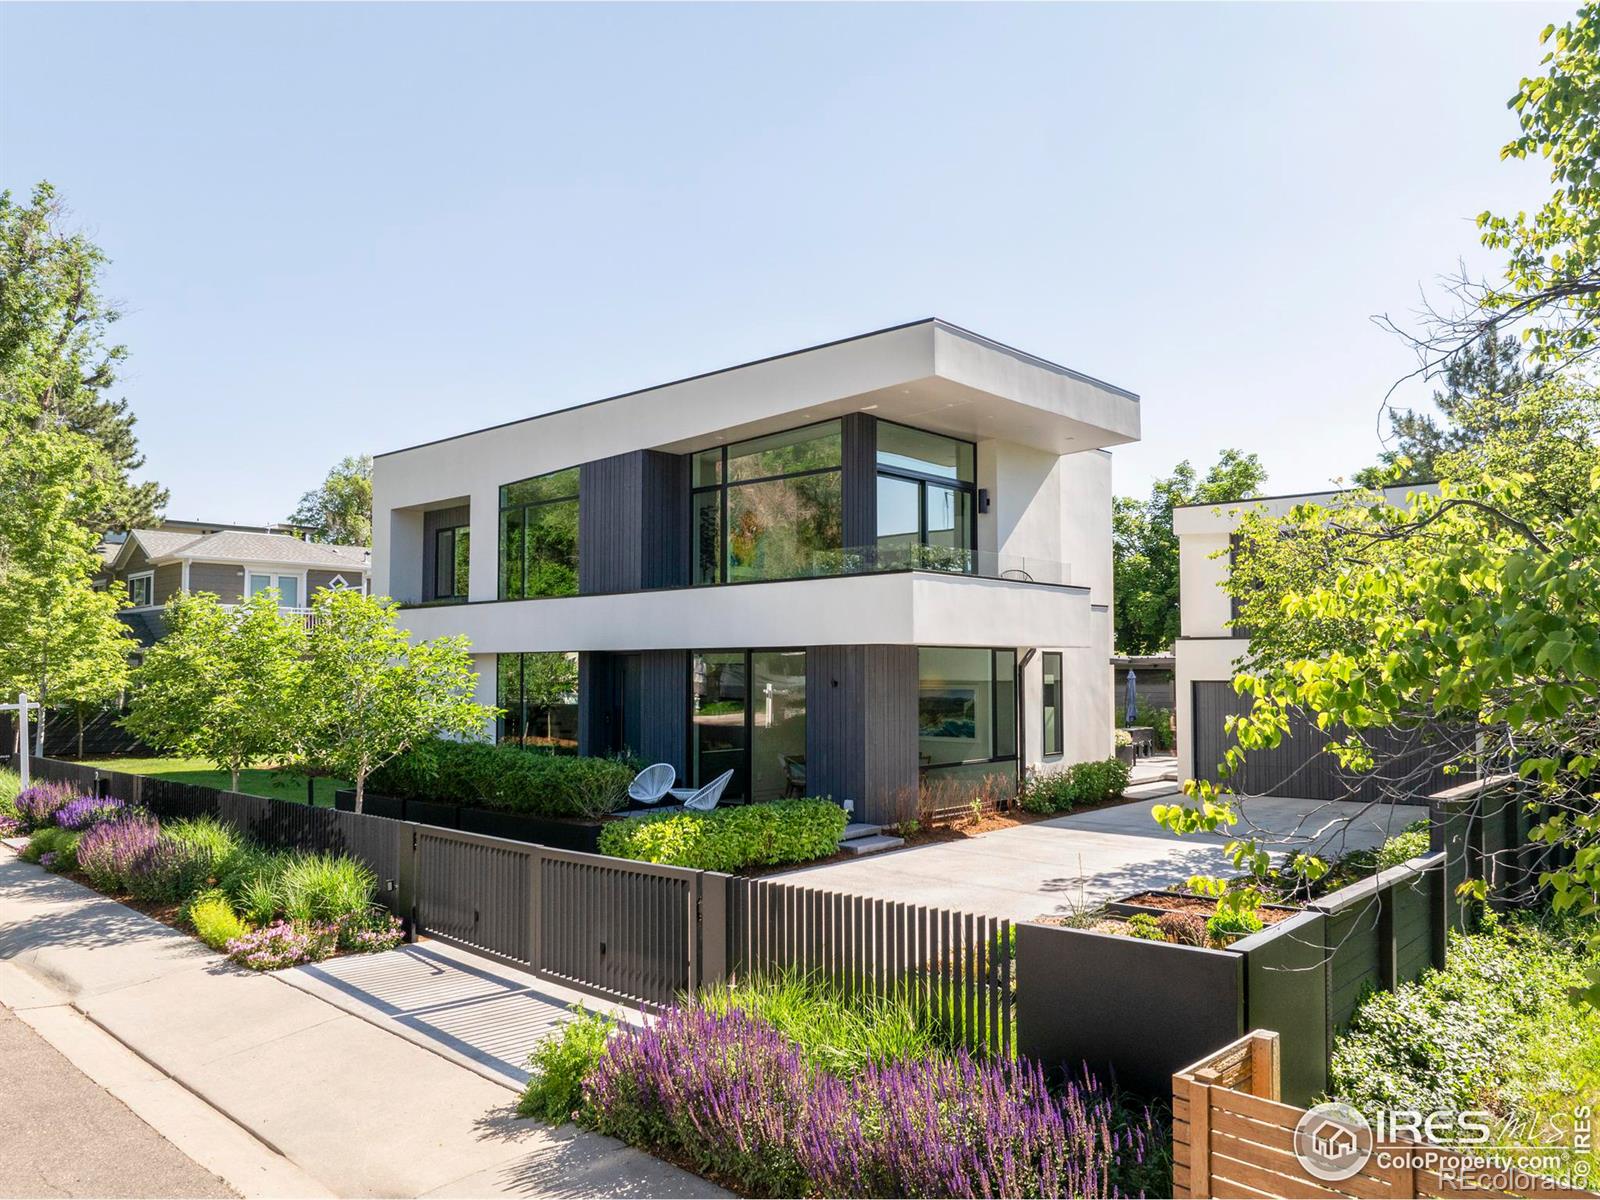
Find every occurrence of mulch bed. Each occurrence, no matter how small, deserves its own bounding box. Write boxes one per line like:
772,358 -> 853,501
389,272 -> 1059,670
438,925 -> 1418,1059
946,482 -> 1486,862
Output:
1122,891 -> 1298,924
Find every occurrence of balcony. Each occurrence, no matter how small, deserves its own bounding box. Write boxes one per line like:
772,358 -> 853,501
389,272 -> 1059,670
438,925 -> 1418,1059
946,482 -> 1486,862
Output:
718,543 -> 1071,589
397,566 -> 1092,654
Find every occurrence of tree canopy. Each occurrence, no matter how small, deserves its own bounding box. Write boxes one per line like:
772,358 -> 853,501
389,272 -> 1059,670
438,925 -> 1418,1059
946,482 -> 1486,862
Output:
289,454 -> 372,546
0,182 -> 165,529
1112,449 -> 1266,655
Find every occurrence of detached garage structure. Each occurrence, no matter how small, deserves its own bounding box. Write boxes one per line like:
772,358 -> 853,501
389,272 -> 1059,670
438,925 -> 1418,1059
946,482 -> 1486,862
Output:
1173,486 -> 1453,802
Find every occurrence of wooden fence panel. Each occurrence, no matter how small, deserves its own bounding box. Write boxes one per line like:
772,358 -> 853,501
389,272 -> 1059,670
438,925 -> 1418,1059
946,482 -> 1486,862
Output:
726,876 -> 1012,1056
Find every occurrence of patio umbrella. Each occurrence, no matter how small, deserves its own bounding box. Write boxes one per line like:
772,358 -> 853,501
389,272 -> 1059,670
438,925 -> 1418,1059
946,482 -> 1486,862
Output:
1125,668 -> 1138,725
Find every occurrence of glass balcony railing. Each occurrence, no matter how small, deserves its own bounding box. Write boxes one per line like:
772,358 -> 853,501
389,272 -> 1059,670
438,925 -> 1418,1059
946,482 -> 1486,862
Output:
727,543 -> 1072,588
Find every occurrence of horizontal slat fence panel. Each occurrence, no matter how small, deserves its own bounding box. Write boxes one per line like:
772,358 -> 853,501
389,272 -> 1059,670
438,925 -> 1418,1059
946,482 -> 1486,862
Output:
727,876 -> 1012,1056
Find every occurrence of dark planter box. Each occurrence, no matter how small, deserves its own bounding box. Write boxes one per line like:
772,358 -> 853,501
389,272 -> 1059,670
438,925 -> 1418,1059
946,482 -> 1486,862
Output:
333,789 -> 405,821
1105,889 -> 1302,920
404,797 -> 462,830
1115,745 -> 1136,765
457,806 -> 604,853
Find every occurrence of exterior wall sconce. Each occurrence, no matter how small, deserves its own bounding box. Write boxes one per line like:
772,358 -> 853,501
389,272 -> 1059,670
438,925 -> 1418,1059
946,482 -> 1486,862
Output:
978,489 -> 991,513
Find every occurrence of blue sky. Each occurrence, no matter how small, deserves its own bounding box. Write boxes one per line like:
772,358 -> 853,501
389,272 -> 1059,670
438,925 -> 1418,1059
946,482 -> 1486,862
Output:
0,2 -> 1573,523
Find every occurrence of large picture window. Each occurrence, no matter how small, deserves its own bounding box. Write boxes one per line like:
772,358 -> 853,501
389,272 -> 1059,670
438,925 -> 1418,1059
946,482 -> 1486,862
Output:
499,468 -> 579,599
496,651 -> 579,752
689,649 -> 807,802
917,647 -> 1017,784
1042,651 -> 1063,757
434,524 -> 469,600
876,422 -> 977,572
691,422 -> 843,585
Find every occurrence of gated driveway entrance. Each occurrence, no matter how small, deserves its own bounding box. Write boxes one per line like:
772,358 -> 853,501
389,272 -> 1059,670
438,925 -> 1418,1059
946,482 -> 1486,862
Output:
779,793 -> 1418,924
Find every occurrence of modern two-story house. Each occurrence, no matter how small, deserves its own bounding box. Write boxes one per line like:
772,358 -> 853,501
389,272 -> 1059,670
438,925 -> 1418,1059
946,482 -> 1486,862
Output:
372,320 -> 1140,822
1172,484 -> 1440,801
99,519 -> 371,646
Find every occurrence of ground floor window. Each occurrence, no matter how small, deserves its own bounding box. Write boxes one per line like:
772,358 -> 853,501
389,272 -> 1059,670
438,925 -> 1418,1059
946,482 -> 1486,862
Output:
1042,651 -> 1063,757
917,647 -> 1017,774
689,649 -> 806,802
497,652 -> 579,752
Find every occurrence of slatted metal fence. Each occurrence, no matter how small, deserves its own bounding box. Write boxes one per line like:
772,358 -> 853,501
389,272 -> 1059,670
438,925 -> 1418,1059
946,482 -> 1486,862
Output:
727,876 -> 1013,1055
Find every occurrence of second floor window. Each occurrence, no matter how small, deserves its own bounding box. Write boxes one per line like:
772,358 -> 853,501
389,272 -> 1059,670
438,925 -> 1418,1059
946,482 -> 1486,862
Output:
128,572 -> 153,607
434,525 -> 469,599
876,422 -> 977,572
500,467 -> 579,599
691,420 -> 842,585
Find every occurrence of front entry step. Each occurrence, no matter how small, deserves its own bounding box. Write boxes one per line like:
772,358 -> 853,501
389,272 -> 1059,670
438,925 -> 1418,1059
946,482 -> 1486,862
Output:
842,822 -> 883,840
840,833 -> 905,856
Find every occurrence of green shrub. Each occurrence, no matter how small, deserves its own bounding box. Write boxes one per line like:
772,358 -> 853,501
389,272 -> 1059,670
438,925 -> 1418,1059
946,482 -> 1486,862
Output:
278,853 -> 376,923
1125,913 -> 1165,940
1376,820 -> 1430,869
1330,916 -> 1591,1120
188,889 -> 249,950
369,739 -> 635,819
1204,909 -> 1264,943
148,817 -> 244,902
597,799 -> 846,871
0,770 -> 22,827
1132,701 -> 1174,751
519,1008 -> 615,1123
21,826 -> 80,870
1017,757 -> 1131,814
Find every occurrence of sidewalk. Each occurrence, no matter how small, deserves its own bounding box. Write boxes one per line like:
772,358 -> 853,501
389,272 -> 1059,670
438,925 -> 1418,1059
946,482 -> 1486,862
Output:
0,855 -> 717,1199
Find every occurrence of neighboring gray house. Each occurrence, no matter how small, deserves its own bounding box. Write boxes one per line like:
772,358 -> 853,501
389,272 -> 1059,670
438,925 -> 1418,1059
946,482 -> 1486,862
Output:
99,519 -> 370,647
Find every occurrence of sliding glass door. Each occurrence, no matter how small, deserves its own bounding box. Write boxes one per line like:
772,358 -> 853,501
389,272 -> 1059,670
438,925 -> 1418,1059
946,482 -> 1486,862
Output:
690,649 -> 807,802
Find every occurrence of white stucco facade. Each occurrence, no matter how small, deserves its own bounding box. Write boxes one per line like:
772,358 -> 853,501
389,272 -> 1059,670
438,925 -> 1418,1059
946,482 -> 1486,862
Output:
373,319 -> 1137,783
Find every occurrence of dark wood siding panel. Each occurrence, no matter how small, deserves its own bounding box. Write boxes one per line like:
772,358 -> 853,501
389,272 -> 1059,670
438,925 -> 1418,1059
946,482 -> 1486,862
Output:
579,454 -> 644,595
841,413 -> 877,550
422,505 -> 470,600
637,650 -> 687,773
639,451 -> 688,589
806,644 -> 917,823
1191,681 -> 1455,803
153,563 -> 183,605
188,561 -> 245,604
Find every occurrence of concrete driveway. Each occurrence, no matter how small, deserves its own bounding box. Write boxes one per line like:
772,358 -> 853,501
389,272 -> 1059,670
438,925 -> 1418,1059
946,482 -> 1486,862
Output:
780,793 -> 1423,924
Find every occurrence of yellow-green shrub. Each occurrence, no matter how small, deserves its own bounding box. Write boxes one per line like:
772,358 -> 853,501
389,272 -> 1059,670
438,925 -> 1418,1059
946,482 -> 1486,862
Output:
188,889 -> 249,950
597,799 -> 846,871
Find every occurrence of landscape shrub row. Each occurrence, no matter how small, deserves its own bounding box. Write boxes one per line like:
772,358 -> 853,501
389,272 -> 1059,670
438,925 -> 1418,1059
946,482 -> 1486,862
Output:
1017,757 -> 1132,815
7,773 -> 401,970
368,738 -> 636,819
519,975 -> 1167,1198
596,798 -> 847,871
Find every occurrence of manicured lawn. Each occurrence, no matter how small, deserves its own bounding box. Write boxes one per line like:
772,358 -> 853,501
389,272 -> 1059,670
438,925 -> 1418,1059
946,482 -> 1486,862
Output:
71,757 -> 347,808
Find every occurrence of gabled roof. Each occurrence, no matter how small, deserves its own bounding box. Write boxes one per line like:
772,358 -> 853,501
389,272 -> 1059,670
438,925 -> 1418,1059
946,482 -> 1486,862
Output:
112,528 -> 368,572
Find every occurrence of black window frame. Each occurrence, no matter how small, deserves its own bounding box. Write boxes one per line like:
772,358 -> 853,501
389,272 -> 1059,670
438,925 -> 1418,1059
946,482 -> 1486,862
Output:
690,420 -> 843,586
1041,650 -> 1064,757
917,646 -> 1020,775
874,419 -> 979,569
498,467 -> 580,600
433,524 -> 470,601
685,646 -> 807,801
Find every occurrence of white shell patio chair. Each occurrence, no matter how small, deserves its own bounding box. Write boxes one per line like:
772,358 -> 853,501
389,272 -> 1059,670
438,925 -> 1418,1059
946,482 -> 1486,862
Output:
669,769 -> 734,813
627,763 -> 677,806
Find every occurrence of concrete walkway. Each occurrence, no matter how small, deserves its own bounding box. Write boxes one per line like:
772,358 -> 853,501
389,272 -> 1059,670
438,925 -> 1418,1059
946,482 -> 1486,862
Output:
0,856 -> 717,1199
781,793 -> 1421,923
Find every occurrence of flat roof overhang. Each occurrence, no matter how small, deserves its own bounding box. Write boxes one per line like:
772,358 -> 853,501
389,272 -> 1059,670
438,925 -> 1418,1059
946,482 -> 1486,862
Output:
375,321 -> 1139,509
396,570 -> 1093,655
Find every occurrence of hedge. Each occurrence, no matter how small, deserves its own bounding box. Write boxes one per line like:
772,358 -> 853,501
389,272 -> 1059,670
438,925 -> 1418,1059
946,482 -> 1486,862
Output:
368,739 -> 635,819
597,799 -> 847,871
1017,756 -> 1131,815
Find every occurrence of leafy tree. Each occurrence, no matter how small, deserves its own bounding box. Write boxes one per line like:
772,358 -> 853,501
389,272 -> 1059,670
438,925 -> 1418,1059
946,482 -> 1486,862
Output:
1112,450 -> 1267,654
521,651 -> 578,745
122,591 -> 305,790
0,426 -> 133,751
296,589 -> 495,811
289,454 -> 372,545
1357,329 -> 1540,487
0,182 -> 165,528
